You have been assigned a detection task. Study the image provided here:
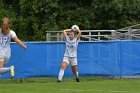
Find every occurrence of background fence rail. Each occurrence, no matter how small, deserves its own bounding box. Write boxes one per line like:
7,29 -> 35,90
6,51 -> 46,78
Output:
46,24 -> 140,41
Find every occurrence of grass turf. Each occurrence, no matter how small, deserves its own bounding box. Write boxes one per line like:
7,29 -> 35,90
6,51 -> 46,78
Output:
0,77 -> 140,93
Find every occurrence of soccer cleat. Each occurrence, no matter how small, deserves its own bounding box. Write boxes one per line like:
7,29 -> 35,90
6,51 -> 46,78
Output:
57,80 -> 61,83
57,80 -> 61,82
10,66 -> 15,76
76,78 -> 80,82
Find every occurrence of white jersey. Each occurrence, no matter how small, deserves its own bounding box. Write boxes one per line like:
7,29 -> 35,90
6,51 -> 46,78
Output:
0,29 -> 17,53
64,36 -> 79,57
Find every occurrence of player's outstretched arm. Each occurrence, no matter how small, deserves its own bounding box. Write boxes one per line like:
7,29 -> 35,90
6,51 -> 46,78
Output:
12,36 -> 27,50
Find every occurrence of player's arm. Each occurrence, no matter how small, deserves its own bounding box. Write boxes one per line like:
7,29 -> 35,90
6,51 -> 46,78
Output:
12,36 -> 27,50
77,29 -> 81,40
63,29 -> 71,39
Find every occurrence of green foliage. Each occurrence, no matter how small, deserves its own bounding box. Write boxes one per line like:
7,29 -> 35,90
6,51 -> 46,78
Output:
0,0 -> 140,41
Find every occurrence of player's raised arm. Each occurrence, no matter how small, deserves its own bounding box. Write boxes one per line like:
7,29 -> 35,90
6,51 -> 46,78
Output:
77,28 -> 81,40
12,36 -> 27,50
63,29 -> 71,39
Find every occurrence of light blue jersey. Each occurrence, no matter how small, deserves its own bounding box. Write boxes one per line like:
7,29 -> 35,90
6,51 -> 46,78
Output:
0,29 -> 16,52
64,36 -> 79,57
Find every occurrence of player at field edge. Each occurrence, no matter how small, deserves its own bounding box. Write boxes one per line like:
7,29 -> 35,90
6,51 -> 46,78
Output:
57,25 -> 81,82
0,17 -> 27,77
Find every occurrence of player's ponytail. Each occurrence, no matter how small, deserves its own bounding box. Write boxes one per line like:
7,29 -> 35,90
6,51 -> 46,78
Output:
1,17 -> 11,30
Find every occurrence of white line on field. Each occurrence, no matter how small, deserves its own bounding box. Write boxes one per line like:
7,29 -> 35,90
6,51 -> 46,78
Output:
59,88 -> 129,93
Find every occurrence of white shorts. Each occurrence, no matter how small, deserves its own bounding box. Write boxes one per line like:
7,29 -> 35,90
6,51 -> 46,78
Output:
63,57 -> 77,66
0,50 -> 11,64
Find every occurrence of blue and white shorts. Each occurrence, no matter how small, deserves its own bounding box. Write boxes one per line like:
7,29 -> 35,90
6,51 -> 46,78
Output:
0,50 -> 10,64
63,57 -> 77,66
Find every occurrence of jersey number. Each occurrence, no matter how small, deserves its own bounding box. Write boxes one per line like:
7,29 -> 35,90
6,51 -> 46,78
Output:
0,37 -> 10,45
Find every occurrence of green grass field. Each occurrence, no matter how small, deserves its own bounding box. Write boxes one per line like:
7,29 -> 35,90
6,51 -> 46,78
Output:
0,77 -> 140,93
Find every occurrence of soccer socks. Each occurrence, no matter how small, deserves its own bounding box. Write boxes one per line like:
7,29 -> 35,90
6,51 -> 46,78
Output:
75,71 -> 79,78
58,69 -> 64,81
75,72 -> 80,82
0,67 -> 10,74
58,70 -> 80,82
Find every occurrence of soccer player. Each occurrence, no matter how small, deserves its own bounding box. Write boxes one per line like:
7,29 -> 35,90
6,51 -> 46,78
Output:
57,25 -> 81,82
0,17 -> 27,76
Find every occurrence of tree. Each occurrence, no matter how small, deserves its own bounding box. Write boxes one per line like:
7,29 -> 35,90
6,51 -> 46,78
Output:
0,0 -> 139,41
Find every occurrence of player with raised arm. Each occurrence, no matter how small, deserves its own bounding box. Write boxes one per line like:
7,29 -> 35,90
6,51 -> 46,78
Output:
57,25 -> 81,82
0,17 -> 27,76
